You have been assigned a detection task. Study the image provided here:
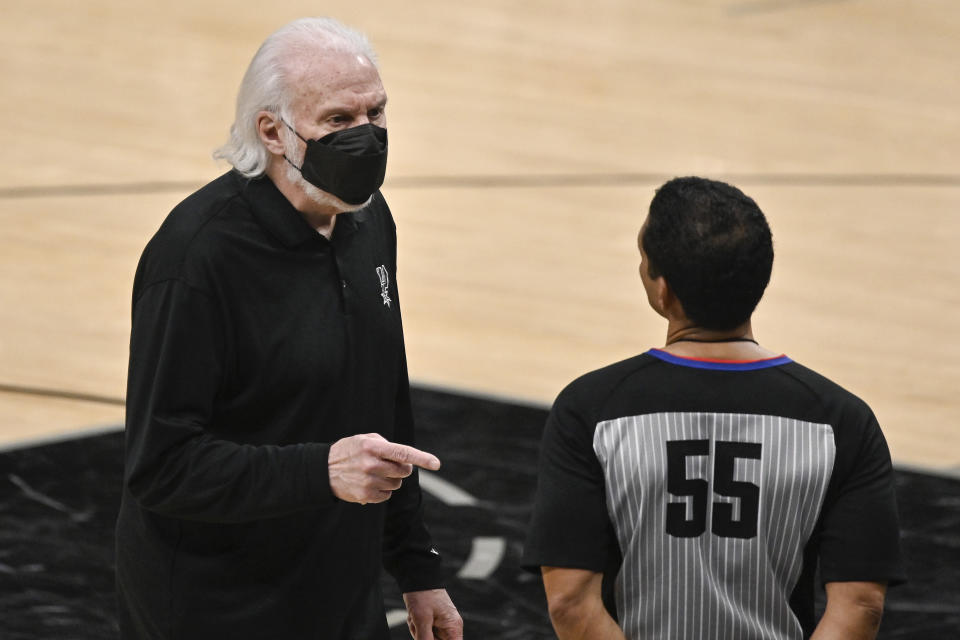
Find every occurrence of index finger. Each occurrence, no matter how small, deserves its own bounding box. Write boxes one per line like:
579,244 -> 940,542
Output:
375,441 -> 441,471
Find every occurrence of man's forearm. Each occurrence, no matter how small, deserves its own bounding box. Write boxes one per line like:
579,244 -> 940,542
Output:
550,598 -> 626,640
811,582 -> 886,640
810,608 -> 881,640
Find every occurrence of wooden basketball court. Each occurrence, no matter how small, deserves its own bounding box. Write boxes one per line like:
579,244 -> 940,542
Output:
1,0 -> 958,471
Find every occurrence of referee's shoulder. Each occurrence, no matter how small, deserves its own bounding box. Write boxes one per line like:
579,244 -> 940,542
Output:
555,352 -> 660,408
776,359 -> 876,420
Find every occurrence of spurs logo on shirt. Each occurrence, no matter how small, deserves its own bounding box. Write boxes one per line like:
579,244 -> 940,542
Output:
376,265 -> 392,308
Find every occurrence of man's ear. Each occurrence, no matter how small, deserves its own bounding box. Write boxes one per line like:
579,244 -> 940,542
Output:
642,272 -> 669,320
652,275 -> 685,321
657,277 -> 688,321
256,111 -> 286,156
651,275 -> 670,313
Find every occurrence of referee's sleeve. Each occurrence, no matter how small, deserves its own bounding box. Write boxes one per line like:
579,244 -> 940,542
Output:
522,385 -> 615,573
818,406 -> 906,586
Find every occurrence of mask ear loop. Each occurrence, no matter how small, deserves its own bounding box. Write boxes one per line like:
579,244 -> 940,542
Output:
279,117 -> 308,172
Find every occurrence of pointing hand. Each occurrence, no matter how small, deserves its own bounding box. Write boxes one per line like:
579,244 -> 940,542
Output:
328,433 -> 440,504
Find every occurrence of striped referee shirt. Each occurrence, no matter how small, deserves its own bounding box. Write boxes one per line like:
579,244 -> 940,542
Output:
523,349 -> 904,640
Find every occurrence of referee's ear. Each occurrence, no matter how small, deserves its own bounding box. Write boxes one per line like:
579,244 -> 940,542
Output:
657,276 -> 689,323
644,272 -> 674,321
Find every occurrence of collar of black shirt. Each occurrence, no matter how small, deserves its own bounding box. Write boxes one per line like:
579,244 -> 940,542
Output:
236,171 -> 365,249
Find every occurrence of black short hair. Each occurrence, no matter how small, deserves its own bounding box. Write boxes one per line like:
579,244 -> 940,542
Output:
642,177 -> 773,330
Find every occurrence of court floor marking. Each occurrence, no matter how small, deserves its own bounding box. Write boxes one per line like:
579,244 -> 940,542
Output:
385,608 -> 408,629
2,172 -> 959,199
418,470 -> 508,579
457,537 -> 508,580
418,470 -> 479,506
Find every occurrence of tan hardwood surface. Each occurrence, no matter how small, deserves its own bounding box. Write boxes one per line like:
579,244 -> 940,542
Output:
1,0 -> 958,470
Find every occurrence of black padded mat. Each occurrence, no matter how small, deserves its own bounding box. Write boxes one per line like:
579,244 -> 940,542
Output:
0,387 -> 957,638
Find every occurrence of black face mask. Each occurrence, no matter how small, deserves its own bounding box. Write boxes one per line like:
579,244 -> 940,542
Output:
283,120 -> 388,205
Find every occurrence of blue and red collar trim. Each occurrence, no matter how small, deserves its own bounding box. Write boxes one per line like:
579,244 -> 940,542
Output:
647,348 -> 792,371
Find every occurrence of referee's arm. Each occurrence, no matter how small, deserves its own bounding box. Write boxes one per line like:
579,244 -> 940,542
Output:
811,581 -> 887,640
541,567 -> 625,640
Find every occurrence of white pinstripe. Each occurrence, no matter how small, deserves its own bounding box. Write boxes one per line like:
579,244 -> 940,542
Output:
594,412 -> 835,640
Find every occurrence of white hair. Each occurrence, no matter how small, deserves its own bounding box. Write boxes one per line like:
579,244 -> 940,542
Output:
213,17 -> 378,177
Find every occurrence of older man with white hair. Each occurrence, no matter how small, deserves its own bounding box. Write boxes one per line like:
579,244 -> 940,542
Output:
116,17 -> 462,640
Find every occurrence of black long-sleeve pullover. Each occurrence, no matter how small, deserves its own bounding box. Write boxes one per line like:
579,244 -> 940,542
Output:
116,171 -> 443,640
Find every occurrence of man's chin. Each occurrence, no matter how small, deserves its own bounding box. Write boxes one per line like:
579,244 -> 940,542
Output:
297,175 -> 371,213
326,194 -> 372,213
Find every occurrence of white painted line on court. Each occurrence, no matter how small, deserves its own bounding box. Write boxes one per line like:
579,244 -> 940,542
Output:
419,470 -> 479,506
457,536 -> 507,580
385,608 -> 408,628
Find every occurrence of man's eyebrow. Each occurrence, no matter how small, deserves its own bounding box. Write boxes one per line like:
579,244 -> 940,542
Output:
367,95 -> 388,111
316,104 -> 352,117
315,96 -> 387,118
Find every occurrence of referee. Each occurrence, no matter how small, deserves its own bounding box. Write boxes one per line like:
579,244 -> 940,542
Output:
523,177 -> 904,639
115,18 -> 462,639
